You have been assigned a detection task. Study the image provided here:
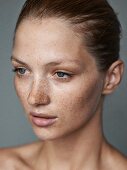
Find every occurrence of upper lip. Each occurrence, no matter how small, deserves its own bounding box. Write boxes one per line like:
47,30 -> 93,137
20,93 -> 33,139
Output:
30,112 -> 57,119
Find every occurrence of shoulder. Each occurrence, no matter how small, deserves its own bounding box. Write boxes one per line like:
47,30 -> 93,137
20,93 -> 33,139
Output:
0,147 -> 20,170
103,143 -> 127,170
0,147 -> 30,170
0,141 -> 42,170
111,149 -> 127,170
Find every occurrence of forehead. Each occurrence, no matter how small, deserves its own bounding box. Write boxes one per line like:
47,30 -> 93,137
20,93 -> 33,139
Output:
13,18 -> 96,67
14,18 -> 82,50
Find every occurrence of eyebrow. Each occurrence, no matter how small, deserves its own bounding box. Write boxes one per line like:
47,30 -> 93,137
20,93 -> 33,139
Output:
11,56 -> 82,67
11,56 -> 27,66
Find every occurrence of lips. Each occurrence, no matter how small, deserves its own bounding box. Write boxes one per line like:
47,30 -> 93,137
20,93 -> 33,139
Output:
30,112 -> 58,127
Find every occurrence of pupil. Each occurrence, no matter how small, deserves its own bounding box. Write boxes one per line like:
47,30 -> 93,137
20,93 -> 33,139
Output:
19,68 -> 26,74
57,72 -> 64,77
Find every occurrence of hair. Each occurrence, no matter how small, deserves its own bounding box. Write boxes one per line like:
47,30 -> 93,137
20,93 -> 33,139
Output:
15,0 -> 121,71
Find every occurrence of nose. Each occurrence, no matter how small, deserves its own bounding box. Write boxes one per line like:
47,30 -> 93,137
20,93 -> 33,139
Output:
27,80 -> 50,106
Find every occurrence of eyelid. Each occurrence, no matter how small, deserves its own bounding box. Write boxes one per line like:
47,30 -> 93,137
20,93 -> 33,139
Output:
11,60 -> 31,72
56,71 -> 71,76
12,67 -> 26,72
55,70 -> 74,75
53,68 -> 74,73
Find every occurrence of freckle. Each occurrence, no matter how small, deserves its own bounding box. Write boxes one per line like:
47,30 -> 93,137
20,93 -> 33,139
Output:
33,79 -> 50,104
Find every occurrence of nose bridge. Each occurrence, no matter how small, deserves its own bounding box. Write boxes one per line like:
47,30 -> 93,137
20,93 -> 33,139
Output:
28,77 -> 50,106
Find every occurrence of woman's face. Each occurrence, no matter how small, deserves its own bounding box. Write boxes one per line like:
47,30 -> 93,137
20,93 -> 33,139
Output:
12,18 -> 105,140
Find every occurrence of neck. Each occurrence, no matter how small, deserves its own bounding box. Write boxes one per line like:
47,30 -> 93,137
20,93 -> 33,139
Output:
36,106 -> 106,170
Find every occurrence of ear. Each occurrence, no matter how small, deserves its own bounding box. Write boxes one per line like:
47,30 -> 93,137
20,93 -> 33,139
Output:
102,60 -> 124,95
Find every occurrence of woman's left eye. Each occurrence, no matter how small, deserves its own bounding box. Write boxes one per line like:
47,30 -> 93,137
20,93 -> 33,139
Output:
55,71 -> 72,79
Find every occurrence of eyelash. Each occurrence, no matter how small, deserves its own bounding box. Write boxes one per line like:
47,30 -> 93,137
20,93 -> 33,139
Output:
54,71 -> 72,80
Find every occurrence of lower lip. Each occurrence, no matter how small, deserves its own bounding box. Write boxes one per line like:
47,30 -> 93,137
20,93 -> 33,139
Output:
31,116 -> 57,127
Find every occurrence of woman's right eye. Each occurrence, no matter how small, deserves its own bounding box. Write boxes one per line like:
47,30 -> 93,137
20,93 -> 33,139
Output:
12,67 -> 27,75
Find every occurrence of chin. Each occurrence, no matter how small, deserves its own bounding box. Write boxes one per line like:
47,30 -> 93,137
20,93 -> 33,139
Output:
32,125 -> 63,141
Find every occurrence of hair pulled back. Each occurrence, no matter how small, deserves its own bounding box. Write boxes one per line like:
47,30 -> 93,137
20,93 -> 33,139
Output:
15,0 -> 121,71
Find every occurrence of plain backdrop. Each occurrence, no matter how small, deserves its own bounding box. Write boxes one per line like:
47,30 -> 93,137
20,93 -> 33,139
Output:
0,0 -> 127,156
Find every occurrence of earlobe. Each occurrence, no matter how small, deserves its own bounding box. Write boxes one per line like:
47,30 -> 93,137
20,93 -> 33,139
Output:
102,60 -> 124,95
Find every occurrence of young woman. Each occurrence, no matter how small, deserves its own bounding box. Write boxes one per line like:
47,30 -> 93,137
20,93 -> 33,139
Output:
0,0 -> 127,169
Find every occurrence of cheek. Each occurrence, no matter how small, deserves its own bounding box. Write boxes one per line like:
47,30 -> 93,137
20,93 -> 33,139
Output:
14,78 -> 29,106
53,77 -> 103,121
50,78 -> 103,137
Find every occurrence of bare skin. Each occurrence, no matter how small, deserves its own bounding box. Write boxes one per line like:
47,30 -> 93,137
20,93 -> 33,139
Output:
0,140 -> 127,170
0,18 -> 126,170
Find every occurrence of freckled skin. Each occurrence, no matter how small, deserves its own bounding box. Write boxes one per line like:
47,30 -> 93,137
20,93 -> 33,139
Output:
12,18 -> 105,141
7,17 -> 127,170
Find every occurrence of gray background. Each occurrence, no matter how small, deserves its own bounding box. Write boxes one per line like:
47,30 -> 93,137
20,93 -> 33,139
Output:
0,0 -> 126,155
